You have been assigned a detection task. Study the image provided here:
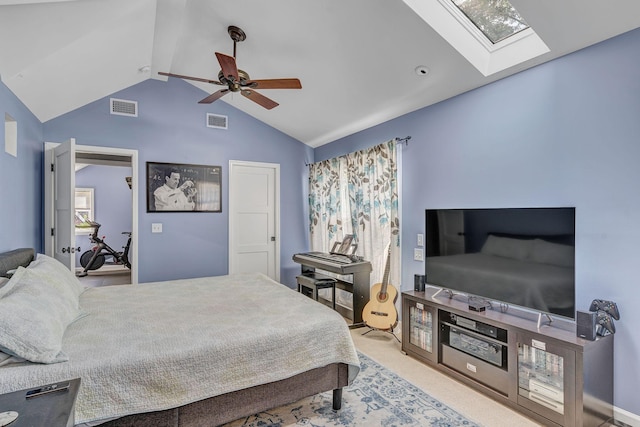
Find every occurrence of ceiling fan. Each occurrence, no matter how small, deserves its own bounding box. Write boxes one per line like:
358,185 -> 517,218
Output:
159,26 -> 301,110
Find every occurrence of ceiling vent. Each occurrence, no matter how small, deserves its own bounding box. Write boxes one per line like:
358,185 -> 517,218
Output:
110,98 -> 138,117
206,113 -> 228,130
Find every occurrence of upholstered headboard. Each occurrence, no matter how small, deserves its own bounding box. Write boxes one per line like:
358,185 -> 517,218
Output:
0,248 -> 35,277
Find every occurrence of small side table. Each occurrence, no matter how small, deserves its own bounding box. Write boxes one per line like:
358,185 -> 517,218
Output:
0,378 -> 80,427
297,272 -> 337,310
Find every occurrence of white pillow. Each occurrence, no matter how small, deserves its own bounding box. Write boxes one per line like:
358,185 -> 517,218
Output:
0,351 -> 25,366
480,235 -> 533,261
0,266 -> 82,363
530,239 -> 574,268
28,253 -> 87,299
0,277 -> 13,299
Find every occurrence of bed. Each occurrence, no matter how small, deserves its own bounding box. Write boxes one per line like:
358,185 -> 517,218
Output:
0,248 -> 360,427
426,234 -> 575,314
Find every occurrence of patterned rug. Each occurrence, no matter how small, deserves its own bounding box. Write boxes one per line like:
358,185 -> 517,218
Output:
224,352 -> 481,426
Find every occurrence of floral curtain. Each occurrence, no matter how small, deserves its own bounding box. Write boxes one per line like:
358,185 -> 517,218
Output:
308,157 -> 349,250
308,140 -> 400,293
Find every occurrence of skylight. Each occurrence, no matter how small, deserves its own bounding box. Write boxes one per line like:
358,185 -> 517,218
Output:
451,0 -> 529,44
403,0 -> 549,76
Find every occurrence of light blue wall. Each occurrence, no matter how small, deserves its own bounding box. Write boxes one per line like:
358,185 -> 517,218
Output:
315,28 -> 640,416
0,81 -> 43,252
43,77 -> 313,286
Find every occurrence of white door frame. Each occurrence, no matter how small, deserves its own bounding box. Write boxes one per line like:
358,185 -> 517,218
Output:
44,142 -> 139,284
228,160 -> 280,281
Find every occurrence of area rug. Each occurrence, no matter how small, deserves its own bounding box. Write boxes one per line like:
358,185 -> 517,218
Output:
224,352 -> 481,426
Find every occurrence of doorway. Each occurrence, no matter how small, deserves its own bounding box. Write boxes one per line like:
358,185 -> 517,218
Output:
44,141 -> 138,285
75,157 -> 133,286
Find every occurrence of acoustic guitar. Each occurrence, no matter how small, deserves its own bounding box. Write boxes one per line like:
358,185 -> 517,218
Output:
362,246 -> 398,330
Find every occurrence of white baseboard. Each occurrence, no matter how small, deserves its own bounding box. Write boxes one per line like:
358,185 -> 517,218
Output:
615,406 -> 640,426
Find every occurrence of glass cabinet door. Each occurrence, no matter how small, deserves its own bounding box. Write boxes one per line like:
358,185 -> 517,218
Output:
516,333 -> 576,426
402,296 -> 437,363
410,304 -> 433,352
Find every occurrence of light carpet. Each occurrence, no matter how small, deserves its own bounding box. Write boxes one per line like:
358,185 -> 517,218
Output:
224,351 -> 481,426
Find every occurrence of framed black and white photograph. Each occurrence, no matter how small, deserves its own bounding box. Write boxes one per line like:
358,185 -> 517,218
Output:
146,162 -> 222,212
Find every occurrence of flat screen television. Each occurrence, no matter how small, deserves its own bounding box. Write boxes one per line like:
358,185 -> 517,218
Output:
425,207 -> 575,319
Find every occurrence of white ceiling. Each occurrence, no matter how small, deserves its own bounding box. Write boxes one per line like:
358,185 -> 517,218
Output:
2,0 -> 640,147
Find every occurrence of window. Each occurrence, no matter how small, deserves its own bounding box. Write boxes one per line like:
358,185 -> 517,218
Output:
403,0 -> 549,76
451,0 -> 529,45
75,188 -> 94,235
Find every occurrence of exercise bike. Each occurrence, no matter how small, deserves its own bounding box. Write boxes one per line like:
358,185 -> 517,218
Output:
78,221 -> 131,277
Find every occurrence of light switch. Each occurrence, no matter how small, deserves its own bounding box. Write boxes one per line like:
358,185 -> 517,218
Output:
152,223 -> 163,233
417,233 -> 424,247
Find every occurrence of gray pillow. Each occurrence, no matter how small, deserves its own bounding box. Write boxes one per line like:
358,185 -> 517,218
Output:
0,248 -> 34,277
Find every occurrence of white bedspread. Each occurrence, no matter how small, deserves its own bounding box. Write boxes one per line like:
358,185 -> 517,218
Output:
0,273 -> 360,425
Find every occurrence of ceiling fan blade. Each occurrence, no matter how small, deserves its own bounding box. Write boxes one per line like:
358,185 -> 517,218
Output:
198,89 -> 230,104
215,52 -> 239,82
158,72 -> 223,85
247,79 -> 302,90
241,89 -> 279,110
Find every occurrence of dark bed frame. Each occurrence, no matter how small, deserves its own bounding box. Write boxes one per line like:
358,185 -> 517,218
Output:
100,364 -> 348,427
0,248 -> 349,427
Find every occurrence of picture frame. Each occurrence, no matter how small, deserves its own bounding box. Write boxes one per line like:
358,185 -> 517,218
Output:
331,234 -> 356,255
146,162 -> 222,212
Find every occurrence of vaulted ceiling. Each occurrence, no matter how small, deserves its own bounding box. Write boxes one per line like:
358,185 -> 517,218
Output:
2,0 -> 640,147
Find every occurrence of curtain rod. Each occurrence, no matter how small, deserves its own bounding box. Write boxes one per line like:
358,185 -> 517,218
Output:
395,136 -> 411,146
305,136 -> 411,166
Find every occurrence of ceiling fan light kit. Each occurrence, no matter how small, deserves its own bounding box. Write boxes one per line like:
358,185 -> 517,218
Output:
159,25 -> 301,110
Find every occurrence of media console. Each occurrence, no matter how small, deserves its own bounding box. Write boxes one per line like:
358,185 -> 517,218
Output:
402,289 -> 613,427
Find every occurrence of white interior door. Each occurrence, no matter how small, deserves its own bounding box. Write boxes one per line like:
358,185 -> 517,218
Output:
229,161 -> 279,281
51,139 -> 76,269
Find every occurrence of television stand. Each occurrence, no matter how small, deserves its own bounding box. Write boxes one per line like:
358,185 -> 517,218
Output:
402,288 -> 613,426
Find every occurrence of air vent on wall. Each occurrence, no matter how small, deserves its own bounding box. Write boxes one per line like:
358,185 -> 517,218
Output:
110,98 -> 138,117
206,113 -> 228,130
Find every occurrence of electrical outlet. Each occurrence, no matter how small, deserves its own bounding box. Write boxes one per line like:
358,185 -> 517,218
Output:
151,223 -> 163,233
417,233 -> 424,247
414,248 -> 423,261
